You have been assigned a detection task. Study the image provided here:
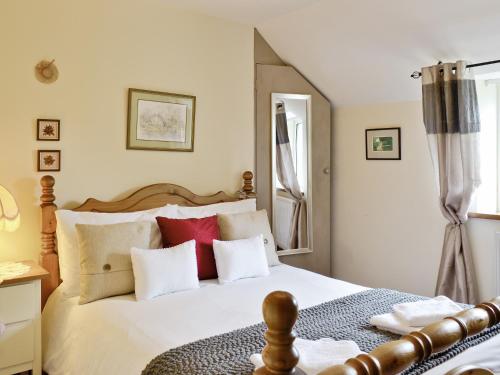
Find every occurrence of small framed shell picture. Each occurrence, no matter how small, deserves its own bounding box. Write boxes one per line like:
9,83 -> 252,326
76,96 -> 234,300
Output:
37,119 -> 60,141
38,150 -> 61,172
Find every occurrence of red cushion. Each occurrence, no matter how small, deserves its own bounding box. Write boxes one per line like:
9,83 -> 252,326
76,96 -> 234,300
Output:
156,215 -> 220,280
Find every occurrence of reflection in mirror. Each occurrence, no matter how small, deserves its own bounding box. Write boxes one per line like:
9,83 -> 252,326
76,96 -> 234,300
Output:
272,94 -> 311,253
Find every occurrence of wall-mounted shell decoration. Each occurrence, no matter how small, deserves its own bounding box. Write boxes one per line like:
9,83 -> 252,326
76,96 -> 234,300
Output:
35,59 -> 59,84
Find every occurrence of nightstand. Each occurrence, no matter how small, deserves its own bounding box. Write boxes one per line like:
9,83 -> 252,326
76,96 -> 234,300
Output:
0,261 -> 48,375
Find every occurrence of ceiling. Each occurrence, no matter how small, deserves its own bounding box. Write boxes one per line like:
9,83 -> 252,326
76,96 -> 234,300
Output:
163,0 -> 321,25
166,0 -> 500,106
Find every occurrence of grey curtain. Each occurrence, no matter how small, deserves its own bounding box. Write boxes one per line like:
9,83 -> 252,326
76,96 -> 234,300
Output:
275,102 -> 308,249
422,61 -> 481,304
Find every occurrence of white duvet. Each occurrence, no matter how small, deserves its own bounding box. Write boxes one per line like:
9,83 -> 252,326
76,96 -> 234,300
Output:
42,265 -> 500,375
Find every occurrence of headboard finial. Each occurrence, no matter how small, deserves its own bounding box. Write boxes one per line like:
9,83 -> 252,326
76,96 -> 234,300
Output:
241,170 -> 256,199
41,175 -> 55,206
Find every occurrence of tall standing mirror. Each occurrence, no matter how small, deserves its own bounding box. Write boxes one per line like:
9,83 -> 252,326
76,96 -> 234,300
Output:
271,93 -> 312,254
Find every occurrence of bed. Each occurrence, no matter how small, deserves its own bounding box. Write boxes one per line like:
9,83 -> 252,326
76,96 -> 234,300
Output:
39,173 -> 500,375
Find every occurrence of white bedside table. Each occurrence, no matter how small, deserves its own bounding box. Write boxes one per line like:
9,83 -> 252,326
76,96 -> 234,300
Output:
0,261 -> 48,375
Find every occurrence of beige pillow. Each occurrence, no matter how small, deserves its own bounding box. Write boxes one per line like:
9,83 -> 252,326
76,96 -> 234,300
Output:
217,209 -> 280,266
76,221 -> 153,304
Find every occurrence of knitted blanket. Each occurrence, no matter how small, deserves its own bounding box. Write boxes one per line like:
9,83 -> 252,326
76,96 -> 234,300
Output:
143,288 -> 500,375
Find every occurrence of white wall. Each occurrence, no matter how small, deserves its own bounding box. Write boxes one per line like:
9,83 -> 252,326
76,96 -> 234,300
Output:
333,100 -> 499,301
0,0 -> 254,262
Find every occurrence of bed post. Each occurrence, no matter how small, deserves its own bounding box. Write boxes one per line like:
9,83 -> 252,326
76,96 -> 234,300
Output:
240,170 -> 256,199
253,291 -> 305,375
40,175 -> 59,309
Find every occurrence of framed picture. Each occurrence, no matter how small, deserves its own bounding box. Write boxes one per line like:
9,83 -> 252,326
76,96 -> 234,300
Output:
127,88 -> 196,152
37,119 -> 60,141
365,127 -> 401,160
38,150 -> 61,171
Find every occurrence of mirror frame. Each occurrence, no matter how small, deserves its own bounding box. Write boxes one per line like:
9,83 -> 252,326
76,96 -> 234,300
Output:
271,93 -> 313,256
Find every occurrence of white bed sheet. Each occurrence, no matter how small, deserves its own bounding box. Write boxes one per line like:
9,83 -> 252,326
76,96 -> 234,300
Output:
42,265 -> 500,375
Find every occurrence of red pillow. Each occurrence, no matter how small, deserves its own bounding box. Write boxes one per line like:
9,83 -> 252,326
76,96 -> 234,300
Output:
156,215 -> 220,280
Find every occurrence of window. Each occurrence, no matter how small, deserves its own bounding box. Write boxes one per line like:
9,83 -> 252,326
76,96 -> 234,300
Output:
473,75 -> 500,213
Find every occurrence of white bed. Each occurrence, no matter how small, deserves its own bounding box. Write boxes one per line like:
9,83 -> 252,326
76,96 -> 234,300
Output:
42,265 -> 500,375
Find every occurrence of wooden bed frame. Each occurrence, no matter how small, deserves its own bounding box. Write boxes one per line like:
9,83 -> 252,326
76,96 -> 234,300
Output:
39,171 -> 255,307
39,173 -> 500,375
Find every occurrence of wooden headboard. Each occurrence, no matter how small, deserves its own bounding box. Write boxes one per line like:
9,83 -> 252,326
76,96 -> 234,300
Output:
39,171 -> 256,308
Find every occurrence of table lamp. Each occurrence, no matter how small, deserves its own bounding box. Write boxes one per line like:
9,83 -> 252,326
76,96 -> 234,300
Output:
0,185 -> 28,284
0,184 -> 20,232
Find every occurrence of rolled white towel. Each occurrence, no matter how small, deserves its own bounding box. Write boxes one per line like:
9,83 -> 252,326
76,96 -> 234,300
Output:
250,338 -> 363,375
0,322 -> 5,337
370,313 -> 422,335
393,296 -> 463,327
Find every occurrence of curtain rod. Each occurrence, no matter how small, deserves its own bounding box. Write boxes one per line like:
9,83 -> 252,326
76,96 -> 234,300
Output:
410,59 -> 500,79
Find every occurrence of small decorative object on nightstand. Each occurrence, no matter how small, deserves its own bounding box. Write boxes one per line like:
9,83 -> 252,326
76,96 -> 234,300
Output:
0,260 -> 48,375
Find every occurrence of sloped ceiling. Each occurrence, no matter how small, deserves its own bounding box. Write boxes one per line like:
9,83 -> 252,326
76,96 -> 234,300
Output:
165,0 -> 500,106
257,0 -> 500,106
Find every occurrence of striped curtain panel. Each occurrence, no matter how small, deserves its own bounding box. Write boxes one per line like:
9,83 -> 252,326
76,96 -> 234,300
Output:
422,61 -> 481,304
275,102 -> 308,249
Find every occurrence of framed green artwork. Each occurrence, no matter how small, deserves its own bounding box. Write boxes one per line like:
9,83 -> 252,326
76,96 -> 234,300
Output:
365,127 -> 401,160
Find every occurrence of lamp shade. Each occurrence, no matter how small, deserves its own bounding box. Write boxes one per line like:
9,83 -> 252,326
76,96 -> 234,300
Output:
0,185 -> 20,232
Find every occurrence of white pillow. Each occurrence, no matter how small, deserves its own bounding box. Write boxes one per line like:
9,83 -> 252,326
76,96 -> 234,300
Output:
212,235 -> 270,284
173,198 -> 256,219
131,240 -> 199,301
55,204 -> 178,297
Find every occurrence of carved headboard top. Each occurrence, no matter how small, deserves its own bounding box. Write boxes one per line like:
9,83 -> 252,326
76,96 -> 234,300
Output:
39,171 -> 255,308
74,183 -> 238,213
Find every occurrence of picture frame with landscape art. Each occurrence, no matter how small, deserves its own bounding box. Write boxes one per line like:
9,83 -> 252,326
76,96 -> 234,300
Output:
127,88 -> 196,152
365,127 -> 401,160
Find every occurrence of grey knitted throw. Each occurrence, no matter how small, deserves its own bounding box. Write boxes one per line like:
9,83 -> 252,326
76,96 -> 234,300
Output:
143,288 -> 500,375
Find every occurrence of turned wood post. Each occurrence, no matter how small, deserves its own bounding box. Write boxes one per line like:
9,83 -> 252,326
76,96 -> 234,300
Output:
40,175 -> 59,309
254,291 -> 305,375
318,297 -> 500,375
240,170 -> 256,199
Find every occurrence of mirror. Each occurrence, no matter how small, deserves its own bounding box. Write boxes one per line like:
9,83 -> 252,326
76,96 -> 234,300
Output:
271,93 -> 312,253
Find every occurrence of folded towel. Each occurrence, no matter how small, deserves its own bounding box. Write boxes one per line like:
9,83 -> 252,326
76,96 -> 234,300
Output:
370,313 -> 422,335
393,295 -> 463,326
250,338 -> 363,375
0,322 -> 5,337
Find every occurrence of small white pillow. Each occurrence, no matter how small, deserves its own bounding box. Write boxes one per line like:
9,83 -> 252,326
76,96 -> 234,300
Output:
131,240 -> 199,301
212,235 -> 270,284
173,198 -> 256,219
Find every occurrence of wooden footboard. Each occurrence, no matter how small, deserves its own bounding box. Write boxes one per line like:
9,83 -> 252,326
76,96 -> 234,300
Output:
254,291 -> 500,375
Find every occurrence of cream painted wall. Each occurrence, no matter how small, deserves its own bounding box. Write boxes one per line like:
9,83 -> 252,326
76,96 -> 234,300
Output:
0,0 -> 254,262
333,101 -> 499,301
